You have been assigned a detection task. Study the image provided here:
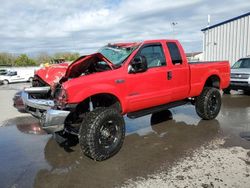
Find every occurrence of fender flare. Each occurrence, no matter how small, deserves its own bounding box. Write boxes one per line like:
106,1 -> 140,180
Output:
69,84 -> 125,113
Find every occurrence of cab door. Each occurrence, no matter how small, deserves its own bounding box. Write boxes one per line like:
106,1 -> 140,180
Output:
126,43 -> 172,112
165,42 -> 190,101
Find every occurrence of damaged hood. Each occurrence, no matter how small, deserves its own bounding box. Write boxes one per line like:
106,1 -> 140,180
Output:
35,53 -> 113,86
35,63 -> 69,86
64,53 -> 113,79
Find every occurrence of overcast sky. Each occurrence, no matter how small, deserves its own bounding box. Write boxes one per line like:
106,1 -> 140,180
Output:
1,0 -> 250,55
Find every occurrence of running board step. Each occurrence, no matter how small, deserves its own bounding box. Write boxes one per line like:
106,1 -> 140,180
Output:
127,100 -> 188,119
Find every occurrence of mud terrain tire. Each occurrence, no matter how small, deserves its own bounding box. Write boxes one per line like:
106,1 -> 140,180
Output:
195,87 -> 221,120
79,108 -> 125,161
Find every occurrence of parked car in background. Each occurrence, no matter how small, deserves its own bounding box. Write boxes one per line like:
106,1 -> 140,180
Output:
39,58 -> 68,68
0,69 -> 8,84
0,68 -> 8,75
0,69 -> 34,84
224,56 -> 250,94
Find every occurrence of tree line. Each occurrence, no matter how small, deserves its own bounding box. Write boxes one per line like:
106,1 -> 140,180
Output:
0,52 -> 80,67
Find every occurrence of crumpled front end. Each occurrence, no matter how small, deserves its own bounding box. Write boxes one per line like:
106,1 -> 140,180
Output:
17,87 -> 70,134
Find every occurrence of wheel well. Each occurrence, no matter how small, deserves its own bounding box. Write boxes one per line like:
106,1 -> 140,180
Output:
204,75 -> 220,89
65,93 -> 122,126
76,93 -> 122,114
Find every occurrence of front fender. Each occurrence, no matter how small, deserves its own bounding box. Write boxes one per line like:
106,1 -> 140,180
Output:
67,83 -> 126,113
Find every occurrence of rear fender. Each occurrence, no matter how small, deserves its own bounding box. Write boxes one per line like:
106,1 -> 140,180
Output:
190,70 -> 221,97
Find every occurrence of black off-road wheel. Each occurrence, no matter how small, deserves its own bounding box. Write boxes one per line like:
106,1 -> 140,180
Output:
79,108 -> 125,161
195,87 -> 221,120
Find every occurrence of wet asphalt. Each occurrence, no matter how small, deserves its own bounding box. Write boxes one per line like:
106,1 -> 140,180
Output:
0,83 -> 250,188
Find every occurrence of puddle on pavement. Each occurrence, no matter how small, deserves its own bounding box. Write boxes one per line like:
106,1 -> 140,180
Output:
218,95 -> 250,148
0,117 -> 50,188
0,94 -> 250,187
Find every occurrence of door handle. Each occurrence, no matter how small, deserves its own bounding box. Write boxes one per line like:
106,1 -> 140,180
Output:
167,71 -> 172,80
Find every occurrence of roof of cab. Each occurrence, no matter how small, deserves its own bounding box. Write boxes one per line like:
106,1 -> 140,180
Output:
111,39 -> 178,47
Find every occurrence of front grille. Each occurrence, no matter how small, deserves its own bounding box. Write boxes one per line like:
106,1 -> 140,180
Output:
231,73 -> 249,79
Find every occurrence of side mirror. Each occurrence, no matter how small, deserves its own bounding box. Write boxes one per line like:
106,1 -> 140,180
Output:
129,55 -> 148,73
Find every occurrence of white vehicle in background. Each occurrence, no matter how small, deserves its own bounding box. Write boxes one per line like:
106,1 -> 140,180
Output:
0,68 -> 9,75
0,69 -> 34,85
224,56 -> 250,94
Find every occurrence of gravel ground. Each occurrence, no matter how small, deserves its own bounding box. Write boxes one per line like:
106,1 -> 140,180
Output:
122,138 -> 250,188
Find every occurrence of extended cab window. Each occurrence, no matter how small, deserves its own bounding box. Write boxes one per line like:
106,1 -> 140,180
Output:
167,42 -> 182,65
136,44 -> 166,68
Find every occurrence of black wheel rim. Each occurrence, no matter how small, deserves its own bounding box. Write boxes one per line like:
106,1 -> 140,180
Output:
208,94 -> 219,114
98,119 -> 120,150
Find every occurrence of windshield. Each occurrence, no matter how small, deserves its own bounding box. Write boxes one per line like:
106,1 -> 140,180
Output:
232,58 -> 250,69
99,45 -> 137,65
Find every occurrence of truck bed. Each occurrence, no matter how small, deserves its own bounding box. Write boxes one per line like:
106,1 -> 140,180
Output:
188,61 -> 230,97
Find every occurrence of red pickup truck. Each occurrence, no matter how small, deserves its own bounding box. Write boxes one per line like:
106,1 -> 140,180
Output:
17,39 -> 230,161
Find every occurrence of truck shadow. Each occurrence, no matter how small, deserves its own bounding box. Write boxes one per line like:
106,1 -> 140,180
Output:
33,110 -> 220,188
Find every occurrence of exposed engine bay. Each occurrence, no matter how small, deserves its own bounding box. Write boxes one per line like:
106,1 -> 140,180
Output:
62,53 -> 113,81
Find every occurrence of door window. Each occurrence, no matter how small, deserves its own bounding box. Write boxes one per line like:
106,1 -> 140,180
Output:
7,71 -> 17,76
136,44 -> 166,68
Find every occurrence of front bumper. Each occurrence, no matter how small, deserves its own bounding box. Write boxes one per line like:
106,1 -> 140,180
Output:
40,109 -> 70,134
229,79 -> 250,91
18,87 -> 70,134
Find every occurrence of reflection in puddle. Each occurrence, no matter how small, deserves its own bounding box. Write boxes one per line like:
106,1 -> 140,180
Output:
240,132 -> 250,141
16,122 -> 46,135
125,110 -> 173,136
219,95 -> 250,148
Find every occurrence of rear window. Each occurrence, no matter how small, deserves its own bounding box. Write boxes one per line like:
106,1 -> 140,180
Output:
167,42 -> 182,65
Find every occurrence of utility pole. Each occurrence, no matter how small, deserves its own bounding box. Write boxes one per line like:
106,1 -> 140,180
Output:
171,22 -> 178,38
206,14 -> 211,60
